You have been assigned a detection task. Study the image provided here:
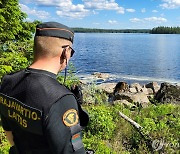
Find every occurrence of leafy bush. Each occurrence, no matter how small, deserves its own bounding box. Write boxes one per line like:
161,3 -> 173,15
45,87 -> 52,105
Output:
84,105 -> 116,140
83,136 -> 115,154
0,52 -> 29,81
82,102 -> 180,153
134,104 -> 180,153
0,126 -> 10,154
57,63 -> 80,88
0,40 -> 34,81
83,84 -> 108,105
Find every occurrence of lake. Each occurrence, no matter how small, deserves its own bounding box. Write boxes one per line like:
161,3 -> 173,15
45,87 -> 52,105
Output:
70,33 -> 180,85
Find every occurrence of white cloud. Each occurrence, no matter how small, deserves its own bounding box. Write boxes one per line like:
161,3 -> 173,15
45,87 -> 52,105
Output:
141,8 -> 146,13
108,20 -> 118,24
130,17 -> 167,23
20,0 -> 126,19
83,0 -> 125,14
144,17 -> 167,23
160,0 -> 180,9
19,3 -> 50,19
126,9 -> 136,13
56,10 -> 89,19
129,18 -> 142,23
152,10 -> 158,13
31,0 -> 69,7
56,3 -> 89,19
21,0 -> 90,19
28,0 -> 125,14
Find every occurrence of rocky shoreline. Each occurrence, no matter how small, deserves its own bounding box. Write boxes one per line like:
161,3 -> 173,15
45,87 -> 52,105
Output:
80,72 -> 180,108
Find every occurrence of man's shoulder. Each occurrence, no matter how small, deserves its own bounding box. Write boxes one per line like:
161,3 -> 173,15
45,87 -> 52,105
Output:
27,73 -> 73,104
2,69 -> 25,81
1,69 -> 26,92
30,73 -> 71,94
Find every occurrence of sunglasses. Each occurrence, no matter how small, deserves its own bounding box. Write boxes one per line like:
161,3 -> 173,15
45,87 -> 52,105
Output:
62,45 -> 75,57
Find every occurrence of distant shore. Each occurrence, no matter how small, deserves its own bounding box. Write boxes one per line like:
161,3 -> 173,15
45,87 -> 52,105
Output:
73,28 -> 151,33
72,26 -> 180,34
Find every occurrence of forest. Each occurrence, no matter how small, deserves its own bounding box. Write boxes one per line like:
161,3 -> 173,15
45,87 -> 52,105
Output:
151,26 -> 180,34
72,28 -> 151,33
73,27 -> 180,34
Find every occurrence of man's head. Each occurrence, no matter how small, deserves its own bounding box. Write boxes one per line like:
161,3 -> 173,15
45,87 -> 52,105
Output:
32,22 -> 75,72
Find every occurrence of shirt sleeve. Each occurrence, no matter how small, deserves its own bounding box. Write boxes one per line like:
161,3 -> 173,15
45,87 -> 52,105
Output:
1,115 -> 12,131
44,94 -> 86,154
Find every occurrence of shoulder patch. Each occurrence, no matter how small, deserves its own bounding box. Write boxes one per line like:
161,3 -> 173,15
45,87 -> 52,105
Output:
63,109 -> 79,127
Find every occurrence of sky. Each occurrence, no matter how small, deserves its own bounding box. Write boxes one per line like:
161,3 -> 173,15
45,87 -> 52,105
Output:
19,0 -> 180,29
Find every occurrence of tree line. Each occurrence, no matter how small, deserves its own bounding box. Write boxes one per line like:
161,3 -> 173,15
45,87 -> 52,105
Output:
73,27 -> 180,34
151,26 -> 180,34
72,28 -> 151,33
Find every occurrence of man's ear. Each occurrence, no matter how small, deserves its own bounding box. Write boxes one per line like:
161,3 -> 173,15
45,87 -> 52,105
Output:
62,48 -> 66,59
60,48 -> 67,64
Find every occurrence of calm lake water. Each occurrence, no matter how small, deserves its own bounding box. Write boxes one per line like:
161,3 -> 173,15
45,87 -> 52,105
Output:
70,33 -> 180,85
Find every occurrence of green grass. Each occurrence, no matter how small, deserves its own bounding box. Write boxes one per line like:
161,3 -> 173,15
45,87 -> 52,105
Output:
82,103 -> 180,154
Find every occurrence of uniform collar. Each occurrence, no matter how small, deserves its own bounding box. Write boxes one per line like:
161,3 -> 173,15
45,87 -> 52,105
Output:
26,68 -> 57,79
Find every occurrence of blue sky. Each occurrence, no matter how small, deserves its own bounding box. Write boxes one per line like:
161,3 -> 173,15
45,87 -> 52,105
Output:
19,0 -> 180,29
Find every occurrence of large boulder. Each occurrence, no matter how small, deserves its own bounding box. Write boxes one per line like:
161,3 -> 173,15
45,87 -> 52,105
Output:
96,83 -> 116,94
129,87 -> 137,93
114,92 -> 133,102
155,83 -> 180,104
131,93 -> 150,108
145,82 -> 160,94
114,92 -> 150,108
130,83 -> 142,92
146,88 -> 154,95
114,82 -> 129,94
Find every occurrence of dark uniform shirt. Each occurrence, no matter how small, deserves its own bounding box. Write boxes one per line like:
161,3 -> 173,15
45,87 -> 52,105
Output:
0,68 -> 88,154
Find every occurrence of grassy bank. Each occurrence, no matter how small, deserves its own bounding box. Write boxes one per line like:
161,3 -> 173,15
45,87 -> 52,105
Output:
82,103 -> 179,153
1,96 -> 179,153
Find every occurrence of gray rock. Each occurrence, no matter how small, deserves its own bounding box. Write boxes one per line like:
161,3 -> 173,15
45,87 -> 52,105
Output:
92,72 -> 110,79
145,82 -> 160,94
155,83 -> 180,104
114,92 -> 133,102
96,83 -> 116,94
147,88 -> 154,95
114,92 -> 150,108
141,88 -> 149,95
130,83 -> 142,92
129,87 -> 137,93
131,93 -> 150,108
114,82 -> 129,94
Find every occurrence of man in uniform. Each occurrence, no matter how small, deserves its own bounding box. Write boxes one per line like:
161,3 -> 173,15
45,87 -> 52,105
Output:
0,22 -> 89,154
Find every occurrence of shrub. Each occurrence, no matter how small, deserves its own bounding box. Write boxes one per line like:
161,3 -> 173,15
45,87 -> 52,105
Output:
0,40 -> 33,81
57,63 -> 80,88
0,126 -> 10,154
84,105 -> 116,140
83,136 -> 115,154
83,84 -> 108,105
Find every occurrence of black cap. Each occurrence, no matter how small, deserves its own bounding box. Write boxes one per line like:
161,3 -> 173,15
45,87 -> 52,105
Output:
35,22 -> 74,43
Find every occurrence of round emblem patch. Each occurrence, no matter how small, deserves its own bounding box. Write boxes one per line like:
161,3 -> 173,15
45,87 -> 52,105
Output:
63,109 -> 79,127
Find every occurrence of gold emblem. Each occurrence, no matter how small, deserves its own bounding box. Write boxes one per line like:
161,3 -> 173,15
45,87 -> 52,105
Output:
63,109 -> 79,127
